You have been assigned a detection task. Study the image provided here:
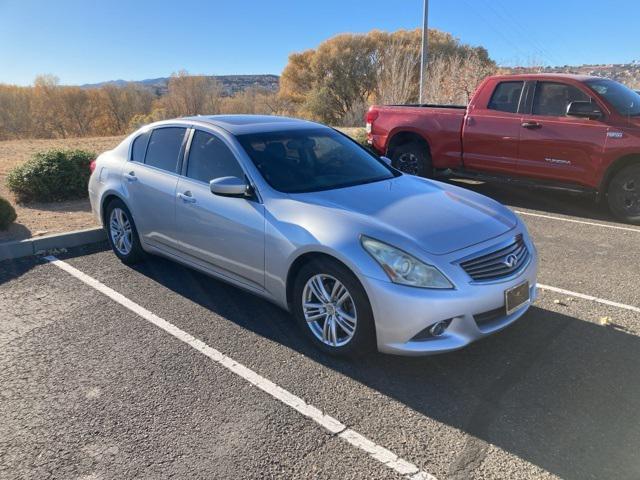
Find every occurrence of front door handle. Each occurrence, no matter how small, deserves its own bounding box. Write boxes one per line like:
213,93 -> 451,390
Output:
521,121 -> 542,129
124,171 -> 137,182
177,191 -> 196,203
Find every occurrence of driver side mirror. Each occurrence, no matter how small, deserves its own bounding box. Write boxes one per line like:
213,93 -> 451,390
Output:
210,176 -> 250,197
566,101 -> 602,120
380,156 -> 392,166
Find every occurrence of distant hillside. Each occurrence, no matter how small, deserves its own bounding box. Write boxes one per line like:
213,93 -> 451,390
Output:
80,74 -> 280,97
505,62 -> 640,89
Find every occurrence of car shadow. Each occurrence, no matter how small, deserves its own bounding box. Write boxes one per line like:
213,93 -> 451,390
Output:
443,177 -> 620,224
128,254 -> 640,480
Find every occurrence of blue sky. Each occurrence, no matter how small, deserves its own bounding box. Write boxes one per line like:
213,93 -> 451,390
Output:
1,0 -> 638,86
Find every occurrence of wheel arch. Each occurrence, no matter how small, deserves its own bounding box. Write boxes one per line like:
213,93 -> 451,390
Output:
386,130 -> 432,158
600,153 -> 640,194
285,251 -> 357,308
100,192 -> 130,227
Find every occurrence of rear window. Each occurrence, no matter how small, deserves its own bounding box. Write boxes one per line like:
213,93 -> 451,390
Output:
144,127 -> 186,173
488,81 -> 524,113
131,130 -> 150,163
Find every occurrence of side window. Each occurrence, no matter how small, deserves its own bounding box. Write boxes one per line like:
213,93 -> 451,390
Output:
186,130 -> 244,183
144,127 -> 186,172
131,130 -> 150,162
488,81 -> 524,113
532,82 -> 591,117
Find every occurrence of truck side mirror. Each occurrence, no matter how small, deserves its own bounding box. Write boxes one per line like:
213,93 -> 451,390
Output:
566,101 -> 602,120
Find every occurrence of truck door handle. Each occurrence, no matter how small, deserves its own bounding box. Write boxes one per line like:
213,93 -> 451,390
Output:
177,191 -> 196,203
521,121 -> 542,129
124,171 -> 137,182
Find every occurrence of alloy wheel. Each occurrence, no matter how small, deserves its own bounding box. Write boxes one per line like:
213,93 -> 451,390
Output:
109,207 -> 133,256
302,274 -> 357,347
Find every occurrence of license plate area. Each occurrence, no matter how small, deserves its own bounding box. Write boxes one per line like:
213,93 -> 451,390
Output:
505,281 -> 530,315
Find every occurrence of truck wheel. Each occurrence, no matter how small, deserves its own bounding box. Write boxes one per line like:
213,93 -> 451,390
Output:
390,142 -> 433,177
607,164 -> 640,225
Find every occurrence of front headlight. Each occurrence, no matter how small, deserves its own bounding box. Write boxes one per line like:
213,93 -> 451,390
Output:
361,236 -> 453,289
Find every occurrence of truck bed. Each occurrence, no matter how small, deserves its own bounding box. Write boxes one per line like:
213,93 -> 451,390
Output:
366,104 -> 467,170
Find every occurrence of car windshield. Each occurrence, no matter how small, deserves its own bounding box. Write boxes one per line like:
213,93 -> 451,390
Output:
237,128 -> 397,193
585,79 -> 640,116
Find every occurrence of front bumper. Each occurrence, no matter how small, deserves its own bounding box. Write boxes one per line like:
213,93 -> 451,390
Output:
361,235 -> 538,356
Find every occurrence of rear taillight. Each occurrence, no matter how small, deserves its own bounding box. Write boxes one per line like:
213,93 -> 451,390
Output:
365,107 -> 379,136
89,159 -> 97,174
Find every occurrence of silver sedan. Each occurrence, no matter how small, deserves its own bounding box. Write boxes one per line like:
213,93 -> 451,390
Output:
89,115 -> 537,356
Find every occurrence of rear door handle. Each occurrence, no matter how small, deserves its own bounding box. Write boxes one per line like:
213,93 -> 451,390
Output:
177,191 -> 196,203
521,121 -> 542,129
124,171 -> 137,182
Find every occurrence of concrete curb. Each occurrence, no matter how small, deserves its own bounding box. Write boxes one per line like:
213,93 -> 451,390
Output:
0,227 -> 106,262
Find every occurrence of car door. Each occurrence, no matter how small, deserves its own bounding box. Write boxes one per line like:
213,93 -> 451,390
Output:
123,125 -> 187,252
175,128 -> 265,290
518,81 -> 608,185
462,80 -> 524,174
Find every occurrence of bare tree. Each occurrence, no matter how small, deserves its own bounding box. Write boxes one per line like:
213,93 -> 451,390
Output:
375,37 -> 420,104
422,51 -> 496,105
161,70 -> 223,117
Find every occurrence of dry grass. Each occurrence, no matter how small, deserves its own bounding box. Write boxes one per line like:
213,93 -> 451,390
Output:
0,136 -> 123,242
0,129 -> 366,243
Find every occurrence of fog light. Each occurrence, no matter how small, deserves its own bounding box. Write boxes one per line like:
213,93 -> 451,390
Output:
412,318 -> 453,341
429,320 -> 450,337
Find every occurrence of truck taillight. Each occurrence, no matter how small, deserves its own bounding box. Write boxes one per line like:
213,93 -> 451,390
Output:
365,108 -> 379,137
89,159 -> 97,174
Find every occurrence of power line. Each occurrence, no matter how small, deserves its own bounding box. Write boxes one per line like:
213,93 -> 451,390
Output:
488,0 -> 561,66
460,0 -> 533,64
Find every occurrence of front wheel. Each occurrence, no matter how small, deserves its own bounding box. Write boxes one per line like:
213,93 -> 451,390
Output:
292,259 -> 376,357
607,164 -> 640,225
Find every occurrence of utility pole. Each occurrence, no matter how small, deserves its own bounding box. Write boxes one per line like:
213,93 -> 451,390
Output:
419,0 -> 429,104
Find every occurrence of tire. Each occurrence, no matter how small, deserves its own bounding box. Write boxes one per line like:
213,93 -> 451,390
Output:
389,141 -> 433,177
105,198 -> 145,264
607,164 -> 640,225
292,258 -> 376,357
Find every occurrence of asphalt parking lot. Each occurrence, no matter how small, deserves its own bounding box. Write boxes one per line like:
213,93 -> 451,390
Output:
2,182 -> 639,480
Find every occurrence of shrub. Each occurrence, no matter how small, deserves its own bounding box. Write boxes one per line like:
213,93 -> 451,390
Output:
7,149 -> 95,203
0,196 -> 17,230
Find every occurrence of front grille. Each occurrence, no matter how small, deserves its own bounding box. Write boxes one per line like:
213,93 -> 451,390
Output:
460,235 -> 529,281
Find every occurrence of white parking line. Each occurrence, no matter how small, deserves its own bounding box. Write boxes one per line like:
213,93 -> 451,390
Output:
538,283 -> 640,314
44,256 -> 436,480
514,210 -> 640,233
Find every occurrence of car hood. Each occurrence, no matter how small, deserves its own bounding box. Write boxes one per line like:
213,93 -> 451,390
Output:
289,175 -> 517,256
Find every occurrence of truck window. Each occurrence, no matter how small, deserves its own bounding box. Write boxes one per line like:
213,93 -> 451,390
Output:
532,82 -> 591,117
488,81 -> 524,113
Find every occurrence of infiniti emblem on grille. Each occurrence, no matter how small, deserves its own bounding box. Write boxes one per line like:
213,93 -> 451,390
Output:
504,254 -> 518,269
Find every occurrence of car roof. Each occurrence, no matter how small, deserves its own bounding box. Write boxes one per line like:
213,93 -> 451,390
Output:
180,114 -> 326,135
491,73 -> 604,82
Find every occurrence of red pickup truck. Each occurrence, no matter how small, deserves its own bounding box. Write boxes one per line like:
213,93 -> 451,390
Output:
366,74 -> 640,224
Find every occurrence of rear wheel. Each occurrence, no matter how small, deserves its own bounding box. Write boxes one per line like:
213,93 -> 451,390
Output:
607,164 -> 640,225
389,141 -> 433,177
105,199 -> 145,264
292,258 -> 376,357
